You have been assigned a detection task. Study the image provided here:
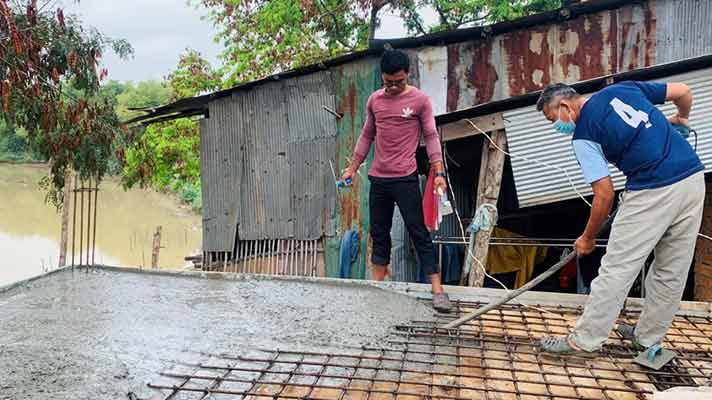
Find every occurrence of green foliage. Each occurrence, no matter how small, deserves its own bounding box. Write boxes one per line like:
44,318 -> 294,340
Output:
0,119 -> 42,162
194,0 -> 377,85
122,118 -> 200,189
120,49 -> 220,211
0,1 -> 133,206
195,0 -> 561,84
116,81 -> 173,120
166,50 -> 222,100
399,0 -> 562,34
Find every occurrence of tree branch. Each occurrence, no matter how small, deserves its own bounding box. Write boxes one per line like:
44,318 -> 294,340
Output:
401,5 -> 427,35
457,13 -> 490,29
433,1 -> 449,26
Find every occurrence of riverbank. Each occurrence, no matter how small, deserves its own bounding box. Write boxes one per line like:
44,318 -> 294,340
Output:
0,163 -> 202,287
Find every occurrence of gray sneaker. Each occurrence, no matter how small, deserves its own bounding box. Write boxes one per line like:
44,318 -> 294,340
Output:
539,335 -> 598,357
616,323 -> 645,351
432,292 -> 453,313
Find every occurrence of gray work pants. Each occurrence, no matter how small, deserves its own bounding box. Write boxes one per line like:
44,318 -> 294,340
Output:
571,172 -> 705,351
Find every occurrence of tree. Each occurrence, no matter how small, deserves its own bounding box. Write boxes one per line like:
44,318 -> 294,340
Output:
121,49 -> 221,210
0,0 -> 132,206
399,0 -> 562,35
194,0 -> 379,84
195,0 -> 561,85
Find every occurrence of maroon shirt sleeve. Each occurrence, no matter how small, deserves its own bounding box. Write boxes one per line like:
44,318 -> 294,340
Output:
352,94 -> 376,166
420,95 -> 443,163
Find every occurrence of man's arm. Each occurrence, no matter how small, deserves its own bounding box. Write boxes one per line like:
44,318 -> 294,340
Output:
420,96 -> 446,192
572,139 -> 614,256
576,177 -> 614,255
666,82 -> 692,126
344,98 -> 376,179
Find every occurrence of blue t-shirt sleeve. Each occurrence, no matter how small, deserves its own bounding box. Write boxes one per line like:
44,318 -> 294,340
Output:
633,81 -> 667,105
573,139 -> 610,184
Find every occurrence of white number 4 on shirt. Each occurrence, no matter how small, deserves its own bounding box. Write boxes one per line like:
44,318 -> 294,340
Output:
610,97 -> 652,129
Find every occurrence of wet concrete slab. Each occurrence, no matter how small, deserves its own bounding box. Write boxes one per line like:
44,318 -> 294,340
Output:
0,268 -> 434,399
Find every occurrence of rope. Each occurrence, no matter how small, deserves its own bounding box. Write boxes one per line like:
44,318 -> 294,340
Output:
442,141 -> 561,319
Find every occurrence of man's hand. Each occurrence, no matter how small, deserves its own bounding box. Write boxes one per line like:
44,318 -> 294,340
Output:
433,176 -> 447,195
668,114 -> 689,127
341,167 -> 356,184
574,235 -> 595,256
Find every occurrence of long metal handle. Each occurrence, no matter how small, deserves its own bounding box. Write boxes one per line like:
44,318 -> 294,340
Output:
443,250 -> 577,329
443,210 -> 617,330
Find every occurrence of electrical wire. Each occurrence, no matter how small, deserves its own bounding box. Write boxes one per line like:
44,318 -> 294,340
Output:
463,119 -> 712,242
440,119 -> 709,318
441,139 -> 562,319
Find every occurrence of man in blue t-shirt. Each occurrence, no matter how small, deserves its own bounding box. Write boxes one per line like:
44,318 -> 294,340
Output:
535,81 -> 705,356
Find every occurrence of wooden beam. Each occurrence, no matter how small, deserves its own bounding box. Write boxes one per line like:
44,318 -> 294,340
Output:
440,113 -> 504,142
152,226 -> 163,269
466,129 -> 508,287
58,169 -> 71,268
421,113 -> 505,146
695,181 -> 712,301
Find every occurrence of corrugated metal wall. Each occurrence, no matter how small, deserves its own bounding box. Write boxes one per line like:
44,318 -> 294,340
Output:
324,57 -> 382,279
198,0 -> 712,272
201,72 -> 338,251
438,0 -> 712,113
200,99 -> 241,252
654,0 -> 712,63
389,206 -> 418,282
504,67 -> 712,207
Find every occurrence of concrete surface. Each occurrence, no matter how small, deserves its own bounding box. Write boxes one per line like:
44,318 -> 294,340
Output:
0,268 -> 433,400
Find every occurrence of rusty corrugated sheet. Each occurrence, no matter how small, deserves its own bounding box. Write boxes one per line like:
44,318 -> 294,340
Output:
416,46 -> 449,115
199,0 -> 712,265
655,0 -> 712,63
444,2 -> 660,111
324,57 -> 381,279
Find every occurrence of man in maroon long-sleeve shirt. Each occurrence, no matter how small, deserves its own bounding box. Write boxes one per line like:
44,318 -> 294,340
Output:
342,50 -> 452,312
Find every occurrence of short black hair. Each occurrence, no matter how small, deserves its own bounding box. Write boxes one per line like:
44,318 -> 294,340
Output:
380,50 -> 410,75
536,83 -> 579,111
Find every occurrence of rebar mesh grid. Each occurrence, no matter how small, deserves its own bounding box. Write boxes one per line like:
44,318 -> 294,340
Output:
150,300 -> 712,399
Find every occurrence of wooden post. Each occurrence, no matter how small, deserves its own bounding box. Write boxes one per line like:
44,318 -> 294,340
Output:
467,129 -> 508,287
151,226 -> 162,269
59,169 -> 72,268
694,181 -> 712,301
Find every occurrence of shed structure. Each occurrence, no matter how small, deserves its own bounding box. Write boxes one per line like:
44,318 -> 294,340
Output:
131,0 -> 712,292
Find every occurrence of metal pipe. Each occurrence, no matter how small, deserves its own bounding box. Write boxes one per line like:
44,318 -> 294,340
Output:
91,178 -> 98,266
444,211 -> 617,329
71,174 -> 78,268
79,178 -> 84,267
86,177 -> 92,267
433,240 -> 608,248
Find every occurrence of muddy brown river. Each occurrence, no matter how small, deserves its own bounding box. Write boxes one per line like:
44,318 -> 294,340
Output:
0,163 -> 202,287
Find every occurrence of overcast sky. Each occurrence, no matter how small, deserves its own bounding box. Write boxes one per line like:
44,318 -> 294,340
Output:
59,1 -> 434,83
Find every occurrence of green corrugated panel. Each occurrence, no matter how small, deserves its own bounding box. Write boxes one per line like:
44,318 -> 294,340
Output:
325,57 -> 381,279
